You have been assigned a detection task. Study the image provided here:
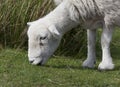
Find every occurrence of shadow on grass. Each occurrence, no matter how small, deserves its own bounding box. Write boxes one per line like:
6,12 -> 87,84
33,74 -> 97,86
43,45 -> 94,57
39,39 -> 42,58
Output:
114,65 -> 120,71
44,64 -> 83,70
42,64 -> 98,71
43,61 -> 120,72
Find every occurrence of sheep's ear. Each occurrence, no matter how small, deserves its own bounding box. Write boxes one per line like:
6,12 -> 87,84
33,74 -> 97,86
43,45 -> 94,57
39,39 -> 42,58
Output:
48,25 -> 60,37
27,20 -> 37,26
27,22 -> 33,26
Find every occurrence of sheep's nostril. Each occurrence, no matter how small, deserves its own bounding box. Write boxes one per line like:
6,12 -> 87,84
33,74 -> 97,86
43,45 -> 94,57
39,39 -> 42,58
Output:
37,63 -> 42,66
30,60 -> 34,63
37,60 -> 44,66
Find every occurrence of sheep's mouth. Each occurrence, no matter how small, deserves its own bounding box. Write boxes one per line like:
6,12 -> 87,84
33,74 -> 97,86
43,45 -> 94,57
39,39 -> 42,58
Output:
30,59 -> 43,65
29,57 -> 44,65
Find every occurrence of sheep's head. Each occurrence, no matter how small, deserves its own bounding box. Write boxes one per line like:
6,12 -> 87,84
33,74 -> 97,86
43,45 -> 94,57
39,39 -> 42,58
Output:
27,21 -> 61,65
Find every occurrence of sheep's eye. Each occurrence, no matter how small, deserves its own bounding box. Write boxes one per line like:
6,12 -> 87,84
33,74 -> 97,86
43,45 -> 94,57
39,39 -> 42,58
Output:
40,36 -> 47,40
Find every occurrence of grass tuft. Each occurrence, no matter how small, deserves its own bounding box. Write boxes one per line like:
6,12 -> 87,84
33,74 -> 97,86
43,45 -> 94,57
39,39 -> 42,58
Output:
0,0 -> 53,48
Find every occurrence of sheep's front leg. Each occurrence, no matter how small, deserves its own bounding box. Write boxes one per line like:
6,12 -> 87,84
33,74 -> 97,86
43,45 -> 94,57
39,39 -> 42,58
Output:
82,29 -> 96,68
98,26 -> 114,70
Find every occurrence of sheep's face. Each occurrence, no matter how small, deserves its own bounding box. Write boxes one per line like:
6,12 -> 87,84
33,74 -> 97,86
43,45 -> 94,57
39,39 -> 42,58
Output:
27,22 -> 61,65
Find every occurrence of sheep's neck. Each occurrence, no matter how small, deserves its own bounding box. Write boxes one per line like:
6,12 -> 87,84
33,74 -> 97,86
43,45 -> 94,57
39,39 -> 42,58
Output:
45,2 -> 78,35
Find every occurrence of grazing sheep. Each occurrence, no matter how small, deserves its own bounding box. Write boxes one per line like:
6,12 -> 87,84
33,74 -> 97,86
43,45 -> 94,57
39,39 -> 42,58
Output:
27,0 -> 120,70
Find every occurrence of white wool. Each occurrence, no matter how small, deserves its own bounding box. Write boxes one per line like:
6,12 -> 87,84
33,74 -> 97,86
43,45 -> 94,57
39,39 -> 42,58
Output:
27,0 -> 120,70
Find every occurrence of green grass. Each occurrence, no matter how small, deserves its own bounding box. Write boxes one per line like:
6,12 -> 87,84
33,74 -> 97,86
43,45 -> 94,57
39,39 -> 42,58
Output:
0,47 -> 120,87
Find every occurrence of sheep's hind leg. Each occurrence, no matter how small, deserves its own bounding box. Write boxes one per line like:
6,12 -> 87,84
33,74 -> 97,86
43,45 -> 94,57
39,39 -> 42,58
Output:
82,29 -> 96,68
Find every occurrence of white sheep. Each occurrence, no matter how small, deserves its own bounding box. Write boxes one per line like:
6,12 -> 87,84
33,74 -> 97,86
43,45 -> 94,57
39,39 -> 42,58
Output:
27,0 -> 120,70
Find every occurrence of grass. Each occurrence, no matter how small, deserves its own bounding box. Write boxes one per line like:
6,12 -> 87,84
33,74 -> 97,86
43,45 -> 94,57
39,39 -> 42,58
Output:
0,0 -> 53,48
0,49 -> 120,87
1,35 -> 120,87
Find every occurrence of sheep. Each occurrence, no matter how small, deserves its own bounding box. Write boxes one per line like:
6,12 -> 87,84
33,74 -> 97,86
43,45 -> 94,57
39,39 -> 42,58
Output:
27,0 -> 120,70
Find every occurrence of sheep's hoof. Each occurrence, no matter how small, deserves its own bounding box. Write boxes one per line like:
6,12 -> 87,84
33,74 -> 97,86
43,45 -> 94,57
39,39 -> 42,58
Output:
98,62 -> 114,71
82,59 -> 96,69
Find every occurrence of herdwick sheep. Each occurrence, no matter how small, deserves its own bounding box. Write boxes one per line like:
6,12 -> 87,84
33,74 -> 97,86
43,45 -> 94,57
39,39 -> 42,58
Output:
27,0 -> 120,70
